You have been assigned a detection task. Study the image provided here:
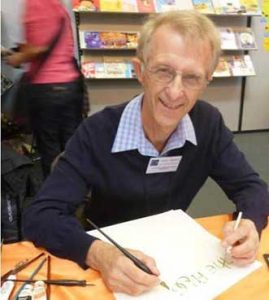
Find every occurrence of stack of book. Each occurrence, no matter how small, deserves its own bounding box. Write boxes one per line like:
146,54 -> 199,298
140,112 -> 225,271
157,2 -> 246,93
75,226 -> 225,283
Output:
73,0 -> 261,15
82,59 -> 136,78
82,55 -> 255,79
80,31 -> 139,49
213,55 -> 256,77
219,27 -> 257,50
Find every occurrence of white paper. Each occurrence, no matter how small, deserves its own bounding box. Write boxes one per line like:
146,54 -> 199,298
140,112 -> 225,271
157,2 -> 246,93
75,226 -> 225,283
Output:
87,210 -> 261,300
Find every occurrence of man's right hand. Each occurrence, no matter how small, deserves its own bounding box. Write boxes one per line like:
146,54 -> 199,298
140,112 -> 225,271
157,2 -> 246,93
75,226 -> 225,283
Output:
86,240 -> 160,295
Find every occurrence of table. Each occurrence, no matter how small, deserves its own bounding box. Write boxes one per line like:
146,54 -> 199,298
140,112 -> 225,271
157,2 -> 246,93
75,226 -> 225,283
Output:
1,214 -> 269,299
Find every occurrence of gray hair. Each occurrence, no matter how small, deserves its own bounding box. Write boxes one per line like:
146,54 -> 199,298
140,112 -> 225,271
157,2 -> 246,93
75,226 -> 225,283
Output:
137,10 -> 221,73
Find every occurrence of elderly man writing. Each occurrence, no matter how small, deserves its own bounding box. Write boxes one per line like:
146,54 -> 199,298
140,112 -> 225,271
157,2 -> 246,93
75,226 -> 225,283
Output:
24,10 -> 269,296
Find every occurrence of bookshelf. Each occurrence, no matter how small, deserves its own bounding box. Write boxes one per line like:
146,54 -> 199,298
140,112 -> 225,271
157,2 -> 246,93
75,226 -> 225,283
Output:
73,0 -> 264,131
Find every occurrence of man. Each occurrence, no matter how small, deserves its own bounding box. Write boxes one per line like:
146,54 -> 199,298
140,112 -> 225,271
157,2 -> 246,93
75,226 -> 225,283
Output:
23,11 -> 269,296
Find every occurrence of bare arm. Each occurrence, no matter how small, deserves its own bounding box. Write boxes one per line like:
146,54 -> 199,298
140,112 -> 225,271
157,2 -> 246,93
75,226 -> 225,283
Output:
5,43 -> 48,67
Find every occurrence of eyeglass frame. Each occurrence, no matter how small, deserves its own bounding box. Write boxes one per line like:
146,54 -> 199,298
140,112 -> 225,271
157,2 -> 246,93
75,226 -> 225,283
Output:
142,63 -> 210,91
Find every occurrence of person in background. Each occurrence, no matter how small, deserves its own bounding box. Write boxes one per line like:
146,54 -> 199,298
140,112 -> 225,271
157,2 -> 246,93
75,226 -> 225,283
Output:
6,0 -> 86,178
23,10 -> 269,295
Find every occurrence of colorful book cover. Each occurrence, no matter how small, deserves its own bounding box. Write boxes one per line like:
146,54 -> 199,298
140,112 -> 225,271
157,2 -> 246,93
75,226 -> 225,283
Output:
104,60 -> 130,78
84,32 -> 103,49
100,0 -> 122,12
228,55 -> 255,76
211,0 -> 222,13
126,32 -> 139,48
95,62 -> 106,78
82,61 -> 96,78
72,0 -> 99,11
122,0 -> 138,12
239,0 -> 260,14
136,0 -> 156,12
192,0 -> 215,14
219,27 -> 238,49
219,0 -> 241,13
99,32 -> 127,48
212,0 -> 240,13
155,0 -> 177,12
235,28 -> 257,49
213,56 -> 231,77
127,61 -> 136,78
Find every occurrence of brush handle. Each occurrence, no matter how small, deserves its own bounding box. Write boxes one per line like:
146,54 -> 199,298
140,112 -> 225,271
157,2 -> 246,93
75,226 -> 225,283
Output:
87,219 -> 153,275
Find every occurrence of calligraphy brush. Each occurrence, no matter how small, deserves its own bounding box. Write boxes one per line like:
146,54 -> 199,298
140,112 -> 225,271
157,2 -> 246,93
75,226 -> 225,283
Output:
86,218 -> 169,290
1,252 -> 45,283
7,279 -> 95,287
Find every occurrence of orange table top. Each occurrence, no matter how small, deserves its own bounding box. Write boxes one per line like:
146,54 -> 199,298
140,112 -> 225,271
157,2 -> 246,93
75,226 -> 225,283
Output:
1,214 -> 269,299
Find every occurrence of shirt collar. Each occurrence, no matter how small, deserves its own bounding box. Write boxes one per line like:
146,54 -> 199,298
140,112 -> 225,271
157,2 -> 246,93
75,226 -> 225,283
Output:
112,94 -> 197,157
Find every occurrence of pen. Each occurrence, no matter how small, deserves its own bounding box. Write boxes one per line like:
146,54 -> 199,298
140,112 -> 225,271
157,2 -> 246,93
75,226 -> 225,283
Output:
86,218 -> 169,290
224,211 -> 243,262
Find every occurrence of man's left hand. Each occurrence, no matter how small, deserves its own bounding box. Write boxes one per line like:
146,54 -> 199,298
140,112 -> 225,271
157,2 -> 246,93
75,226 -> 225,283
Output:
222,218 -> 259,266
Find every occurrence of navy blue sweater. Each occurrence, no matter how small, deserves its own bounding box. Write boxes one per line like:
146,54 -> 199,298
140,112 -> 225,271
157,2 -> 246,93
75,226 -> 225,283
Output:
23,100 -> 269,267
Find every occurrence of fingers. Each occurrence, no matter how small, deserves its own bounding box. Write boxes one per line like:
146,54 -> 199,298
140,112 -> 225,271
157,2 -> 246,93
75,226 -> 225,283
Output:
106,256 -> 159,295
222,219 -> 259,266
86,241 -> 160,295
129,249 -> 160,276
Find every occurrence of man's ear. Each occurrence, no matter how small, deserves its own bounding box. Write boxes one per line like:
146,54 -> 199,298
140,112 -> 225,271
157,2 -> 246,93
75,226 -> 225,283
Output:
132,58 -> 144,85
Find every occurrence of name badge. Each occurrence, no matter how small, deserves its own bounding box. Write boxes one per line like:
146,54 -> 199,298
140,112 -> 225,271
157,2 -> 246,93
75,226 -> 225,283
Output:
146,156 -> 182,174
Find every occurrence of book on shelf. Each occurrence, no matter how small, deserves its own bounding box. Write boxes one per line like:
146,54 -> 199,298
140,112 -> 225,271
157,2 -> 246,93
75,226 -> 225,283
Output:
100,32 -> 127,48
136,0 -> 156,12
227,55 -> 256,76
192,0 -> 215,14
81,31 -> 139,49
99,0 -> 122,12
213,56 -> 231,77
95,62 -> 107,78
72,0 -> 99,11
126,32 -> 139,48
84,31 -> 103,49
81,60 -> 135,78
234,27 -> 257,49
122,0 -> 138,12
82,61 -> 96,78
104,59 -> 132,78
155,0 -> 193,12
239,0 -> 260,14
219,27 -> 238,49
212,0 -> 241,14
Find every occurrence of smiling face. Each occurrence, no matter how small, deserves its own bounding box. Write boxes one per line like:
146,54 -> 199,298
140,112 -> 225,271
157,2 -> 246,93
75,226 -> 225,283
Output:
134,25 -> 213,139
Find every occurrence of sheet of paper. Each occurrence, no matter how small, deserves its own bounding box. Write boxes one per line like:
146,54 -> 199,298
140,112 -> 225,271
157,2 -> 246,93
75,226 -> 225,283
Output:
87,210 -> 261,299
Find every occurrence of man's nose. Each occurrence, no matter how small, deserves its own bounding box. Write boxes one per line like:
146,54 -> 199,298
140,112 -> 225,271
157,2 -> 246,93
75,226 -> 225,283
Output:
166,74 -> 184,98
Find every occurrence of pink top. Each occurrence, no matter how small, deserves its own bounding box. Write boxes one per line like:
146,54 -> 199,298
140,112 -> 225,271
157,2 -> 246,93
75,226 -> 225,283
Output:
24,0 -> 78,83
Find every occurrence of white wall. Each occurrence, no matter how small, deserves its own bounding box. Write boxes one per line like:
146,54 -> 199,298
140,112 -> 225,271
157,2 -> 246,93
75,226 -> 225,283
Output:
241,1 -> 269,130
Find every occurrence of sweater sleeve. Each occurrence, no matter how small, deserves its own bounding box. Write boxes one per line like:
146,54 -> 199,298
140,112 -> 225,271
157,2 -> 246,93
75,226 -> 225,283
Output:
210,112 -> 269,234
23,120 -> 98,267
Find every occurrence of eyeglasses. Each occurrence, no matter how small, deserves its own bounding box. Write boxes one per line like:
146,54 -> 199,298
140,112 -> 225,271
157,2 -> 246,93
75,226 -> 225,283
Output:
145,65 -> 209,90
